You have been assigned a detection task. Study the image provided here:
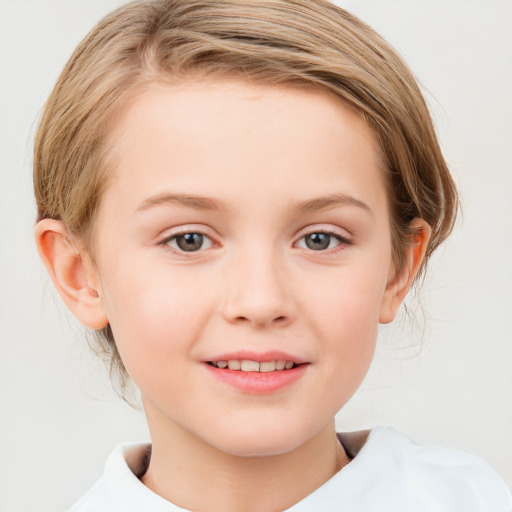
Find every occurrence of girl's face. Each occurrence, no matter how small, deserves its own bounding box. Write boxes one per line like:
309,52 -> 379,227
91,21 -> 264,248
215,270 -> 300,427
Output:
90,80 -> 399,456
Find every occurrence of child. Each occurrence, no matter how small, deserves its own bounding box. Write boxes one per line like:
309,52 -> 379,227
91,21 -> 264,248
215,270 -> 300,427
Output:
33,0 -> 511,510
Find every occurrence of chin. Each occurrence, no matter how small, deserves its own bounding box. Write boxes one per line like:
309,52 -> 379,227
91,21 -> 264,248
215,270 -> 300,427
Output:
218,437 -> 303,458
201,419 -> 314,458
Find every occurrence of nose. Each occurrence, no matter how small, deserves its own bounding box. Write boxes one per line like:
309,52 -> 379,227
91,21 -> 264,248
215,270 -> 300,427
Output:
220,247 -> 297,329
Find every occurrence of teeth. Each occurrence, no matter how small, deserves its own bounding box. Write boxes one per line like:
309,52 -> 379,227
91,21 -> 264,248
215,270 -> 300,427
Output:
227,360 -> 241,370
259,361 -> 276,372
214,360 -> 296,372
241,360 -> 260,372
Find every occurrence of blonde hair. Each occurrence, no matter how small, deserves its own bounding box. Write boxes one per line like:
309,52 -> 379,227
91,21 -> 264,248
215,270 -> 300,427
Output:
34,0 -> 458,385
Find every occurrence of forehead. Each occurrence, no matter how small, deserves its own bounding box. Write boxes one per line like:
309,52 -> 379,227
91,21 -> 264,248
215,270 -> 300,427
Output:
102,79 -> 387,216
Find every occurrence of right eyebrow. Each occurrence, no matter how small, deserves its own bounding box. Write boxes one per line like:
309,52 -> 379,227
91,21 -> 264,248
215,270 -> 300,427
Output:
135,192 -> 229,213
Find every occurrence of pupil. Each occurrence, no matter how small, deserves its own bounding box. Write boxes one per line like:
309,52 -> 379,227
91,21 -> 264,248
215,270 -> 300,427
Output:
306,233 -> 330,250
177,233 -> 203,252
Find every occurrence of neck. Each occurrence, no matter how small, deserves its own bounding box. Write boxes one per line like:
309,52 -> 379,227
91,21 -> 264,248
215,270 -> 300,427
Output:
141,413 -> 349,512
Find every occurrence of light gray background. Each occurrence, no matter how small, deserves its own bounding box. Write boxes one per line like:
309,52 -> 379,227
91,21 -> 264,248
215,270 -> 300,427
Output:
1,1 -> 511,511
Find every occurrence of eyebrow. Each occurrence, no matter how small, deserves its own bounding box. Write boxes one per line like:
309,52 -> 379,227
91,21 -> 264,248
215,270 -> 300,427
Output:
136,193 -> 229,212
292,193 -> 372,216
136,192 -> 372,216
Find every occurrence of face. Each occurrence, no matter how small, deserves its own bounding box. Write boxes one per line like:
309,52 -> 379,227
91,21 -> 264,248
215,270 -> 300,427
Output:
90,80 -> 397,456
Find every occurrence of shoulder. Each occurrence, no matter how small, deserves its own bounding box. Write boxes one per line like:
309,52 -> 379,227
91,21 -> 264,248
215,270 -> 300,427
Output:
67,477 -> 114,512
350,426 -> 512,511
372,426 -> 507,476
67,442 -> 182,512
293,426 -> 511,511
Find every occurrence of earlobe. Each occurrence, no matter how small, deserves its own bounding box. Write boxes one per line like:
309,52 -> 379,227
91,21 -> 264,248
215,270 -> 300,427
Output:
35,219 -> 109,329
379,219 -> 431,324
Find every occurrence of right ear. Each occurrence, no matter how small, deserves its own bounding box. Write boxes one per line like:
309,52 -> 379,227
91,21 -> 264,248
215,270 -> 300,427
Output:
35,219 -> 109,330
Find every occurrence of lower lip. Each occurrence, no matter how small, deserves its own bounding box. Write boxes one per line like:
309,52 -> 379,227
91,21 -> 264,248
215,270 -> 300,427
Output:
204,363 -> 308,393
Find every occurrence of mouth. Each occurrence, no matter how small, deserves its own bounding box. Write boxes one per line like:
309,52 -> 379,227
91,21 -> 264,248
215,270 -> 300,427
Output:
203,354 -> 309,393
206,360 -> 300,372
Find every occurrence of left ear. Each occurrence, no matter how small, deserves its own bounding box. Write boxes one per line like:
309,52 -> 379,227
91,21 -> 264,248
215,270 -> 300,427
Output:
379,219 -> 431,324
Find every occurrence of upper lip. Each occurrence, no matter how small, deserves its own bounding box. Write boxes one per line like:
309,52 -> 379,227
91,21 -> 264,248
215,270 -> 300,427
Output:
203,350 -> 309,365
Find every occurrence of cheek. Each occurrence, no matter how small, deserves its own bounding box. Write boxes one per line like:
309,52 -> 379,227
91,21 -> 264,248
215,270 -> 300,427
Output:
98,266 -> 208,383
300,262 -> 389,387
314,281 -> 381,369
303,259 -> 389,336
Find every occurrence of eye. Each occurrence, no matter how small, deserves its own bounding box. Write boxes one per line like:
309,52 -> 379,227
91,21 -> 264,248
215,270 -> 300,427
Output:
296,231 -> 348,251
164,232 -> 214,253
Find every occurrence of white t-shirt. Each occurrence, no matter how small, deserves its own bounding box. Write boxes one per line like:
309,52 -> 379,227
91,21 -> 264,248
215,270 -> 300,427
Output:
68,426 -> 512,511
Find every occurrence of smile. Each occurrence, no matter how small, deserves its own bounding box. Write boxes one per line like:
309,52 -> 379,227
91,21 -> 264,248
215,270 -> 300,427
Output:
204,356 -> 308,393
207,360 -> 297,372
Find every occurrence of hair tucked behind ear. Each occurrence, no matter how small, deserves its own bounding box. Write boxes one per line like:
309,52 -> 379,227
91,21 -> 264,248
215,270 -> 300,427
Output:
34,0 -> 458,390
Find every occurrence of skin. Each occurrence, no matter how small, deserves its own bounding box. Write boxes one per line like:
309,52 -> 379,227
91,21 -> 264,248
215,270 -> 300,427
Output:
36,80 -> 429,512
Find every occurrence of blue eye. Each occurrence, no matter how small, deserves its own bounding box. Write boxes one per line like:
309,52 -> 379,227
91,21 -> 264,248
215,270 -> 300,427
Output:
166,232 -> 214,252
297,232 -> 346,251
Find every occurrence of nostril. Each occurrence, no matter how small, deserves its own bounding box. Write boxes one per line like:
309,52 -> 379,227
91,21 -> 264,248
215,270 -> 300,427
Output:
232,315 -> 288,326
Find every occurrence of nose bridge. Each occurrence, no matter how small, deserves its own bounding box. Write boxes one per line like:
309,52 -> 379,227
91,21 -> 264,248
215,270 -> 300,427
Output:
221,240 -> 295,327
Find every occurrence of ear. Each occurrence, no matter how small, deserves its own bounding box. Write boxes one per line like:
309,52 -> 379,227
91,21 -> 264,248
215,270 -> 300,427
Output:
35,219 -> 109,329
379,219 -> 431,324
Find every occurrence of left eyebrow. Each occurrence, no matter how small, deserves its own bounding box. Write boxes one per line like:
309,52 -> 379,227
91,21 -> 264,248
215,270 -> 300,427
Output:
292,193 -> 373,216
135,192 -> 229,213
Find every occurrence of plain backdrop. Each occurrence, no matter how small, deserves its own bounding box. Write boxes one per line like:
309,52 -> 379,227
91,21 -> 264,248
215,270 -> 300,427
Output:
1,1 -> 511,511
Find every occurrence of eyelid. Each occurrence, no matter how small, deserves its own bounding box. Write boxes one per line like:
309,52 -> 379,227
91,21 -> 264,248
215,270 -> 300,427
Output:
158,225 -> 219,255
295,224 -> 352,242
156,223 -> 352,256
293,225 -> 353,253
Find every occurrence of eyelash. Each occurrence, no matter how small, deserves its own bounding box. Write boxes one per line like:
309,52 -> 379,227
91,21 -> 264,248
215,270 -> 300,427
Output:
159,228 -> 351,256
295,230 -> 351,252
159,229 -> 215,255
